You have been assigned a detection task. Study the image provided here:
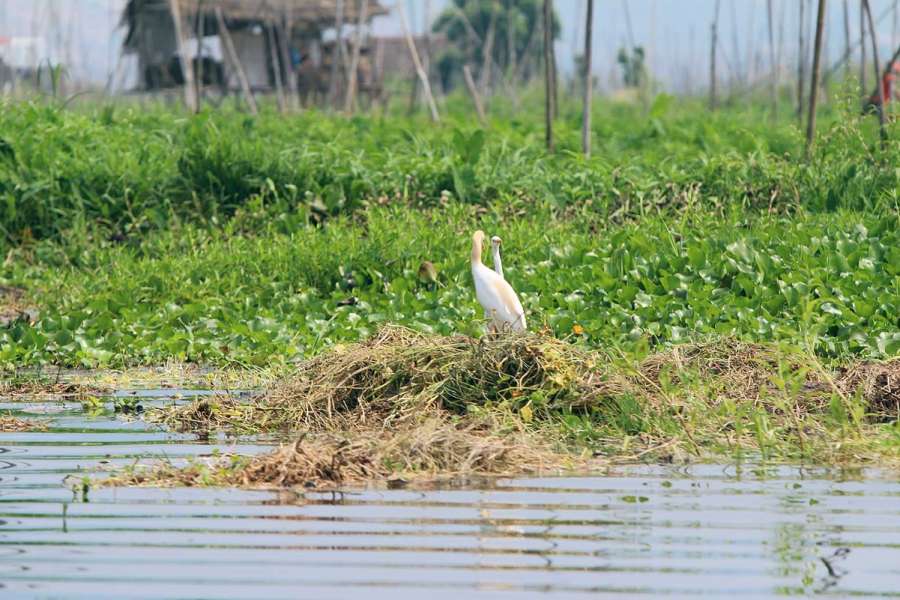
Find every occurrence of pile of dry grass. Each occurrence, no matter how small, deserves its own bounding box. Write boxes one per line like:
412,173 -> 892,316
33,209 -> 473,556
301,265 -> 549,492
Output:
162,325 -> 616,434
838,358 -> 900,417
132,326 -> 606,488
637,340 -> 900,419
0,415 -> 47,432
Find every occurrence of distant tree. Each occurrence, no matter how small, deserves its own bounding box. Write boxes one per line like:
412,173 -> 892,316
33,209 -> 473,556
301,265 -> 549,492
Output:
432,0 -> 560,89
616,46 -> 646,88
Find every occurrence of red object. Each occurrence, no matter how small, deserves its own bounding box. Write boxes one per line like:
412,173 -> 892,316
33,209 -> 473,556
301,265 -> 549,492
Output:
870,62 -> 900,105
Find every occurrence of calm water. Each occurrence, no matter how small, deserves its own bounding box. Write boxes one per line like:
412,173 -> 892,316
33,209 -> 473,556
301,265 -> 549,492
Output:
1,390 -> 899,599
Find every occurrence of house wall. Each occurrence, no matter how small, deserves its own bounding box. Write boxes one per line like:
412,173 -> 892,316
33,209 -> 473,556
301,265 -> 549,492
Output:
229,29 -> 270,90
135,10 -> 178,72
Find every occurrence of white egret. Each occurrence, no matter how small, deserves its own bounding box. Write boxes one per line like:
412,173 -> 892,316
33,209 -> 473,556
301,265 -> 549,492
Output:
470,230 -> 526,333
490,235 -> 504,279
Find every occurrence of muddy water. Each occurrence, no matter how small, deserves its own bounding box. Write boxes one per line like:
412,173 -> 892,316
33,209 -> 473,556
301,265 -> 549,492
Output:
1,390 -> 899,598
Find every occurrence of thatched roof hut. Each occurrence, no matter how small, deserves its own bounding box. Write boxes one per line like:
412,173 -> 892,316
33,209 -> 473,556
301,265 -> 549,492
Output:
121,0 -> 388,92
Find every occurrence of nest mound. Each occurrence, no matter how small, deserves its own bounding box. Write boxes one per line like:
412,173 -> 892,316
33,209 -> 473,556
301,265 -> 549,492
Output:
165,325 -> 616,434
139,327 -> 608,488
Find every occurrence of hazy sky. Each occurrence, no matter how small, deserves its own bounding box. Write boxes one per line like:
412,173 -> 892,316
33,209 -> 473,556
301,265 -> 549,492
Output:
2,1 -> 900,92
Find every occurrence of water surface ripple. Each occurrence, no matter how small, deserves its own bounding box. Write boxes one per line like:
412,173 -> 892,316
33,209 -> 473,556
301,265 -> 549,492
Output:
1,390 -> 899,598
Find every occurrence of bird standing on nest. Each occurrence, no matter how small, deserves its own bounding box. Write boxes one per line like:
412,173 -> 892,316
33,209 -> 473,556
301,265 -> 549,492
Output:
470,230 -> 526,333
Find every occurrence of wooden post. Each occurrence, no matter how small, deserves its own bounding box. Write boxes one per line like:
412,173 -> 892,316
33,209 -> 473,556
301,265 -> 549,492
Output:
279,10 -> 300,111
862,0 -> 887,144
549,2 -> 558,119
767,0 -> 777,121
344,0 -> 368,114
797,0 -> 807,123
843,0 -> 851,80
194,0 -> 205,107
267,22 -> 286,112
328,0 -> 345,108
167,0 -> 197,112
543,0 -> 554,151
581,0 -> 594,157
710,0 -> 720,110
506,3 -> 516,78
805,0 -> 827,156
398,5 -> 439,122
729,0 -> 742,90
860,0 -> 867,97
215,8 -> 258,115
463,64 -> 486,125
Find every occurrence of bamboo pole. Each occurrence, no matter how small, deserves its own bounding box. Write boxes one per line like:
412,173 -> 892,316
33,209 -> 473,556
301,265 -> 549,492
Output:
581,0 -> 594,157
328,0 -> 345,107
344,0 -> 368,114
797,0 -> 807,123
167,0 -> 197,112
843,0 -> 851,80
463,64 -> 486,125
543,0 -> 554,151
398,5 -> 439,122
215,8 -> 257,115
506,4 -> 516,78
805,0 -> 827,156
267,22 -> 286,112
710,0 -> 720,110
862,0 -> 887,143
279,10 -> 300,111
767,0 -> 777,121
194,0 -> 205,106
860,1 -> 867,96
729,0 -> 742,90
549,2 -> 558,119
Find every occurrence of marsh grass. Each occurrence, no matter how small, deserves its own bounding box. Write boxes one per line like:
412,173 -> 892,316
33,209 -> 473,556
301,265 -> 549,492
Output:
109,327 -> 900,490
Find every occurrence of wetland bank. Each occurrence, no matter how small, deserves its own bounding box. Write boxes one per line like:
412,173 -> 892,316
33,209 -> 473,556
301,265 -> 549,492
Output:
1,94 -> 899,486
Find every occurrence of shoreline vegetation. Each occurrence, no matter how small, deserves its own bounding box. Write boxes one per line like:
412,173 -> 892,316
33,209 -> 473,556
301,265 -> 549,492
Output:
1,95 -> 898,487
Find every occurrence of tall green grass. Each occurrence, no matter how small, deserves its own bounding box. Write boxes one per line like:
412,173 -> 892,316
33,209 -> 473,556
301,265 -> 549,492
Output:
0,94 -> 897,247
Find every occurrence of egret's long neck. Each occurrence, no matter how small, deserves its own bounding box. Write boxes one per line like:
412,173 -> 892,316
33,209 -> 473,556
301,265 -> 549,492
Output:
492,246 -> 504,279
471,237 -> 483,265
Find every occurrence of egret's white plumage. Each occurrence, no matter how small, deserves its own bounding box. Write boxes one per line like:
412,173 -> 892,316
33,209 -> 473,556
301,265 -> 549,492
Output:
491,235 -> 504,279
471,231 -> 526,333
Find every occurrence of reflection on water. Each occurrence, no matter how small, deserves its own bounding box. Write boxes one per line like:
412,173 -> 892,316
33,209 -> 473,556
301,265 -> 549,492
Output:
1,391 -> 899,598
